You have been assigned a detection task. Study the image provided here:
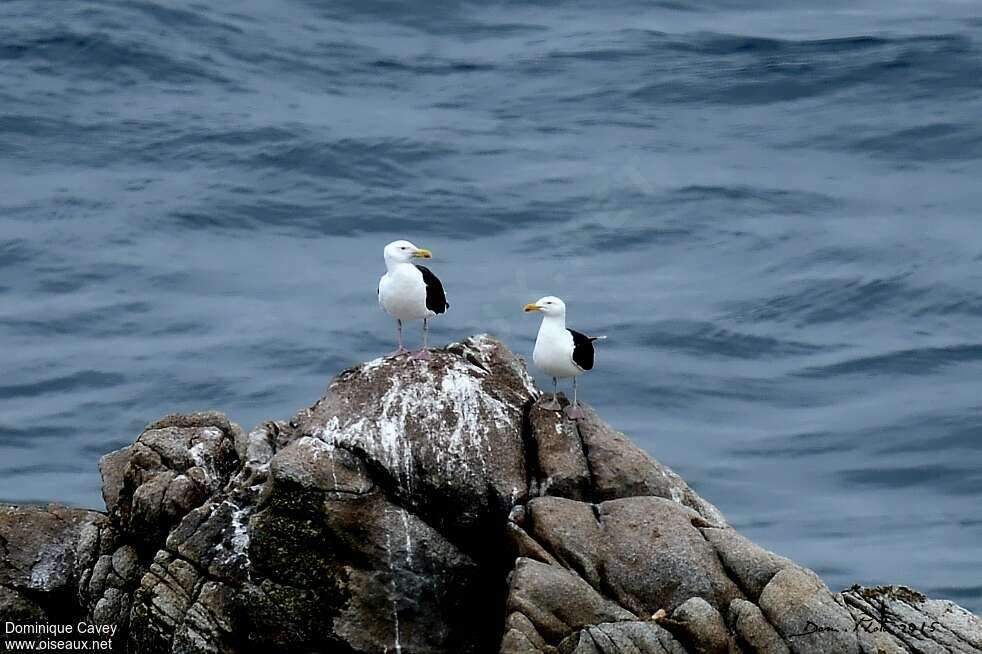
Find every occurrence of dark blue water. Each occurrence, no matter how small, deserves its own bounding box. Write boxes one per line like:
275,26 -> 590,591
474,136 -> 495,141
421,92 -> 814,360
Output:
2,0 -> 981,612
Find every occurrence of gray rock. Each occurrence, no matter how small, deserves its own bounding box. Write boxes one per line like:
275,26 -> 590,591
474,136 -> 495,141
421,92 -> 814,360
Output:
506,521 -> 561,567
81,542 -> 143,634
504,557 -> 637,645
526,495 -> 743,616
112,545 -> 140,581
242,423 -> 276,467
574,407 -> 727,526
267,435 -> 375,497
501,628 -> 551,654
102,413 -> 240,549
525,497 -> 603,588
530,403 -> 592,501
701,526 -> 793,600
594,497 -> 743,615
99,446 -> 133,517
671,597 -> 731,654
252,429 -> 487,653
0,584 -> 45,622
164,499 -> 252,583
2,335 -> 978,654
145,411 -> 235,433
504,611 -> 553,652
293,334 -> 535,549
128,550 -> 204,652
558,621 -> 687,654
759,566 -> 861,654
172,581 -> 238,654
0,505 -> 120,643
76,517 -> 130,640
0,505 -> 107,597
842,585 -> 982,654
729,599 -> 790,654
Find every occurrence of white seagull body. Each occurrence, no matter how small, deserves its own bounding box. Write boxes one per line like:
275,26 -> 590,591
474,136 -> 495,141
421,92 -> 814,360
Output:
532,318 -> 584,379
524,296 -> 603,419
378,265 -> 432,322
378,239 -> 449,359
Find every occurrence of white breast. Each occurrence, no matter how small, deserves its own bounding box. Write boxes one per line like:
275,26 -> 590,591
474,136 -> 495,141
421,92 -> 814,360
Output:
533,321 -> 581,379
379,264 -> 432,321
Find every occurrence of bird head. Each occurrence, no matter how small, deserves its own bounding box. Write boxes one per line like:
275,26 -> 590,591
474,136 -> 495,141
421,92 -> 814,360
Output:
524,296 -> 566,317
384,240 -> 432,263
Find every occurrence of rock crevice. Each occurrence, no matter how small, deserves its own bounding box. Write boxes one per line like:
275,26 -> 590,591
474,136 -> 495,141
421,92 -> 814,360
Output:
0,335 -> 978,654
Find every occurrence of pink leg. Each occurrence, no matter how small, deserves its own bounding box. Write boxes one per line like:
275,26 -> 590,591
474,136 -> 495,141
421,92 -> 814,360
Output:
540,378 -> 562,411
565,377 -> 584,419
412,318 -> 431,360
388,320 -> 409,357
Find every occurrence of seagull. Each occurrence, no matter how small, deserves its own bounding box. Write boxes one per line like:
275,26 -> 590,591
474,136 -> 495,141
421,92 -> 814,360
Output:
378,240 -> 449,359
524,296 -> 605,419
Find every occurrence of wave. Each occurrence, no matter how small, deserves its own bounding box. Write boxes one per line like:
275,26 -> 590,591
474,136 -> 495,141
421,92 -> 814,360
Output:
0,239 -> 35,271
723,275 -> 927,326
0,29 -> 227,84
629,319 -> 827,360
0,424 -> 77,448
818,122 -> 982,162
630,32 -> 977,106
0,371 -> 127,400
838,463 -> 982,496
796,344 -> 982,378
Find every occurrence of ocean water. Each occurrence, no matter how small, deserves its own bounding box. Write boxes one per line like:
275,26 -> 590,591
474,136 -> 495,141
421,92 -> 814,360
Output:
2,0 -> 981,612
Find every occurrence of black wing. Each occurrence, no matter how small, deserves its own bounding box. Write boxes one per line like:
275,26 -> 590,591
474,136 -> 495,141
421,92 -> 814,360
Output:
415,265 -> 449,314
568,328 -> 597,371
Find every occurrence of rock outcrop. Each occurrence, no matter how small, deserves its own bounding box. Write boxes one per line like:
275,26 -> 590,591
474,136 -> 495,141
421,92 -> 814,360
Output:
1,334 -> 980,654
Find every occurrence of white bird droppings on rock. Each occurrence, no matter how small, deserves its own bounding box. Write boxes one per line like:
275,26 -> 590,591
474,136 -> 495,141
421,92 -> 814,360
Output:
230,504 -> 251,560
314,340 -> 524,496
384,530 -> 403,654
400,509 -> 414,568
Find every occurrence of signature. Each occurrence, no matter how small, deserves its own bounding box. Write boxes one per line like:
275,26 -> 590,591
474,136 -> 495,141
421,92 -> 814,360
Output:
788,618 -> 943,638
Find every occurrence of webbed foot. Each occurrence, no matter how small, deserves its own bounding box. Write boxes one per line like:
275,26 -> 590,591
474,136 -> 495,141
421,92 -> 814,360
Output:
540,398 -> 562,411
564,405 -> 584,420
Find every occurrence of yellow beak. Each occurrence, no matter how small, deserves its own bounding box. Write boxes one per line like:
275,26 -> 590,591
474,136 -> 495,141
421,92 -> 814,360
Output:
413,248 -> 432,259
524,303 -> 542,313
